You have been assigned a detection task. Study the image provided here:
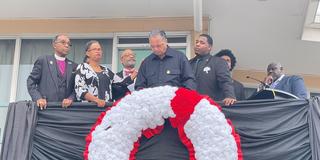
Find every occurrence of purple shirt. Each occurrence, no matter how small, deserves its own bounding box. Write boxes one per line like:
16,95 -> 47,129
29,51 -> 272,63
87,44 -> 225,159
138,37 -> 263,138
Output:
56,60 -> 66,75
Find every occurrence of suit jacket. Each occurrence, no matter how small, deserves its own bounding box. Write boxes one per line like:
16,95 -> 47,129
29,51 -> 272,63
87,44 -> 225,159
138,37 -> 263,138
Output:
27,55 -> 78,102
190,54 -> 235,101
112,70 -> 133,100
233,79 -> 245,100
274,75 -> 308,99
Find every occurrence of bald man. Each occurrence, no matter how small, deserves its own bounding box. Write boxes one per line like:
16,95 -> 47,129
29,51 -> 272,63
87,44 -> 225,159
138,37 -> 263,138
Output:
262,62 -> 308,99
113,49 -> 138,100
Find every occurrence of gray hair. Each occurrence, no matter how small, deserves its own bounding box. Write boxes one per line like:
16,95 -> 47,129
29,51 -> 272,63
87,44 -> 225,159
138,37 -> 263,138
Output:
267,62 -> 283,72
83,40 -> 100,62
52,34 -> 67,43
149,29 -> 167,40
85,40 -> 100,51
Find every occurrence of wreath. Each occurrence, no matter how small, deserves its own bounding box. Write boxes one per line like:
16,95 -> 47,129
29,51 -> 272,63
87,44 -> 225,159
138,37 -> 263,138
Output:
84,86 -> 243,160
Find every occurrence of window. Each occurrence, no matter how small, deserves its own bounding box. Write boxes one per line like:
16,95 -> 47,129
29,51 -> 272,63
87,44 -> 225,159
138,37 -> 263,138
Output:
302,0 -> 320,41
315,2 -> 320,23
0,40 -> 15,107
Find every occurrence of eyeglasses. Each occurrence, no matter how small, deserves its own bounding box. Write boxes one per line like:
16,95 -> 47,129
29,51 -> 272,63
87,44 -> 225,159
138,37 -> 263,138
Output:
55,41 -> 72,47
88,48 -> 102,52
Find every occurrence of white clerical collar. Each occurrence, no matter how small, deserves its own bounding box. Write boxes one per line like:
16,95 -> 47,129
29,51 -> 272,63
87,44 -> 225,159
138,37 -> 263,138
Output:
276,74 -> 285,82
54,54 -> 66,61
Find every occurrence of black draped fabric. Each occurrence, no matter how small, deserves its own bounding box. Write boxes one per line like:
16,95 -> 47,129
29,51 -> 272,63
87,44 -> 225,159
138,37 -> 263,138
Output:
30,102 -> 106,160
0,101 -> 37,160
308,97 -> 320,160
135,120 -> 189,160
1,98 -> 320,160
222,99 -> 311,160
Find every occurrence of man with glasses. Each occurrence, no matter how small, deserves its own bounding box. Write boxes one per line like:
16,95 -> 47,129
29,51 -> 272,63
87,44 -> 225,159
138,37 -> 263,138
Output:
261,62 -> 308,99
113,49 -> 138,100
27,34 -> 78,109
135,29 -> 196,90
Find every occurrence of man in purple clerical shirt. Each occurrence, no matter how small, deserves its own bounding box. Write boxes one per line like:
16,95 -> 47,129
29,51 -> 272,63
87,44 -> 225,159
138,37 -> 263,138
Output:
27,34 -> 78,110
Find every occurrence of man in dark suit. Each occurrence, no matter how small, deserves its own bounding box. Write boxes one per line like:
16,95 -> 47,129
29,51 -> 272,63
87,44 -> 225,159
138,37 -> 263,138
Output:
113,49 -> 138,100
263,62 -> 308,99
189,34 -> 236,106
215,49 -> 245,100
27,34 -> 78,109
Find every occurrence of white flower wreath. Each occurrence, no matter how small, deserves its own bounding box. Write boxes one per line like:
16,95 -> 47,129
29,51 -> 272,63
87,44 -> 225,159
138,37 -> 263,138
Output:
85,86 -> 240,160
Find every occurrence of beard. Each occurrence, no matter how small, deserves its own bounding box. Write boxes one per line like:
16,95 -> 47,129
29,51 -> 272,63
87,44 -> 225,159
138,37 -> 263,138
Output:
124,60 -> 135,68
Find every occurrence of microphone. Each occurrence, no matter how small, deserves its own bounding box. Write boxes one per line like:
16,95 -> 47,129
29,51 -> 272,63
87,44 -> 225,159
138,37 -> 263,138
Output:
246,76 -> 270,88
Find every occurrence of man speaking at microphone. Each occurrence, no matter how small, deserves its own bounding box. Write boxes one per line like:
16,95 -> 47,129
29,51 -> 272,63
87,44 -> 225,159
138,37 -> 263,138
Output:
261,62 -> 308,99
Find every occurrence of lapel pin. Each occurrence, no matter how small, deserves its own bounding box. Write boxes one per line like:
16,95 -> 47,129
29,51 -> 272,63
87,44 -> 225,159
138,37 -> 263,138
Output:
166,70 -> 171,74
203,66 -> 211,74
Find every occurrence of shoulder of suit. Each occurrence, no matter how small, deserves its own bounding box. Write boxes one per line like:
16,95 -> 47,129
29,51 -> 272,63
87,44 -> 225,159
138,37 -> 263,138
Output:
65,58 -> 77,65
211,55 -> 222,62
37,55 -> 51,61
287,75 -> 303,81
233,79 -> 244,87
209,55 -> 225,65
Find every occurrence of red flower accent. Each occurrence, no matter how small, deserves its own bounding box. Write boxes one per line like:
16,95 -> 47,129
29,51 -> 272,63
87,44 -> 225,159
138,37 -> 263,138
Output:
142,125 -> 164,138
169,88 -> 203,128
129,138 -> 141,160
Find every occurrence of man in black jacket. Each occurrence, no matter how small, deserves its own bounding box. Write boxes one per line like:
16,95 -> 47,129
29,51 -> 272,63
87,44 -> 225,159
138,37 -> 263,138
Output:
190,34 -> 236,106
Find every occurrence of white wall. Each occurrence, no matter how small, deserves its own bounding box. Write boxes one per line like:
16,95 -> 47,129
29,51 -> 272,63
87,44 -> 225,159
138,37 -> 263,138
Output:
205,0 -> 320,75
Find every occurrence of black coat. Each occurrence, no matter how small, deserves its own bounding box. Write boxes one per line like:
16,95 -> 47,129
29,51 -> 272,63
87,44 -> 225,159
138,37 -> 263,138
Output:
190,54 -> 235,101
27,55 -> 77,102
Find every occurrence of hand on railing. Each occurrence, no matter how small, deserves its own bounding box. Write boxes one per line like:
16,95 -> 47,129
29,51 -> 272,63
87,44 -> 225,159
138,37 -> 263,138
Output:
94,99 -> 106,108
36,98 -> 47,110
62,98 -> 73,108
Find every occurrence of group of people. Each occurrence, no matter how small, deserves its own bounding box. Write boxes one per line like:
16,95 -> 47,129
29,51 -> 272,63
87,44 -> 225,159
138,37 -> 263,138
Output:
27,35 -> 138,109
27,30 -> 308,109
